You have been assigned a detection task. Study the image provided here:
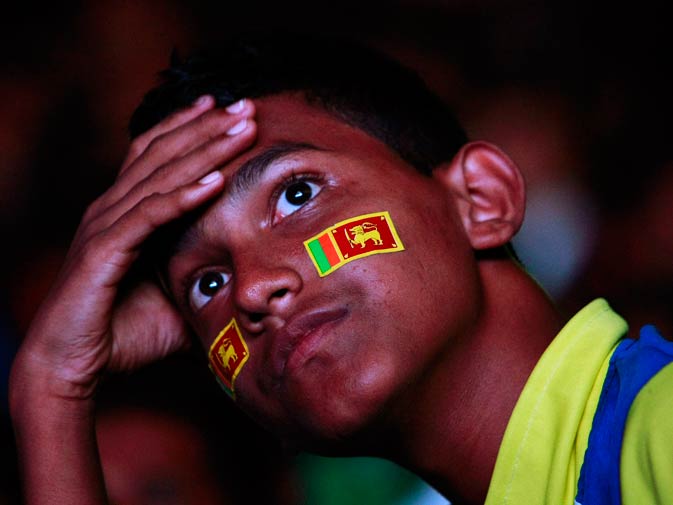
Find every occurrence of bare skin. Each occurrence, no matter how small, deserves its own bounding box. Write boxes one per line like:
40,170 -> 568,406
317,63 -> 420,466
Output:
10,95 -> 257,504
10,93 -> 561,505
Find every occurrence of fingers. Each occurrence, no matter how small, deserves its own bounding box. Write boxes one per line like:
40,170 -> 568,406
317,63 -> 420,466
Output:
95,117 -> 256,232
113,97 -> 255,200
18,173 -> 221,390
73,95 -> 256,278
81,170 -> 226,286
133,113 -> 255,199
19,97 -> 252,389
82,97 -> 256,235
119,95 -> 216,174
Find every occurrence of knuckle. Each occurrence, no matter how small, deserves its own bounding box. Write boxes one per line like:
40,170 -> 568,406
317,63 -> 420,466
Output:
135,192 -> 166,224
82,202 -> 99,222
79,230 -> 109,263
175,189 -> 195,211
136,191 -> 161,212
82,196 -> 107,222
201,107 -> 233,130
73,219 -> 97,245
174,105 -> 197,121
202,136 -> 229,159
144,134 -> 166,157
207,123 -> 255,156
127,137 -> 147,160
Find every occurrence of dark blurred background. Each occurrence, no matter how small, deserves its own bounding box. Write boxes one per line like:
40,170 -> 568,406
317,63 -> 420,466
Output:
1,1 -> 671,503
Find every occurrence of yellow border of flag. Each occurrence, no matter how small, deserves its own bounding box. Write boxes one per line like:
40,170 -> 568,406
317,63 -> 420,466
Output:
303,211 -> 405,277
208,318 -> 250,399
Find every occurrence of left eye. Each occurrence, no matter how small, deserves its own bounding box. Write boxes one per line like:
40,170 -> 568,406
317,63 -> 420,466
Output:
275,180 -> 321,218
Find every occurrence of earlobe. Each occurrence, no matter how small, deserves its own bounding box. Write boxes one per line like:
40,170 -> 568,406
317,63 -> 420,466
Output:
434,141 -> 526,250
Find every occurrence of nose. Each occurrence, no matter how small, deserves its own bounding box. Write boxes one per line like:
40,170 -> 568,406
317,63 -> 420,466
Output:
233,262 -> 303,333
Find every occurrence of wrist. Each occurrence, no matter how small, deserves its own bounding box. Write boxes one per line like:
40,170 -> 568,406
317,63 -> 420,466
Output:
9,355 -> 98,450
9,352 -> 108,505
9,345 -> 101,417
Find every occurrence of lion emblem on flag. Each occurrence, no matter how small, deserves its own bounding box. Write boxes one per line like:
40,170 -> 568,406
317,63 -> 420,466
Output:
347,222 -> 383,248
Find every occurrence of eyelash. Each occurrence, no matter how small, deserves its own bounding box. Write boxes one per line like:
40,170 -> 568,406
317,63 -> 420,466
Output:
270,171 -> 324,221
273,172 -> 323,201
180,267 -> 215,313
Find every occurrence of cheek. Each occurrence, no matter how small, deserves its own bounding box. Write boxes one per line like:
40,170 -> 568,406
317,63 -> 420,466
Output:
191,297 -> 237,348
369,213 -> 482,351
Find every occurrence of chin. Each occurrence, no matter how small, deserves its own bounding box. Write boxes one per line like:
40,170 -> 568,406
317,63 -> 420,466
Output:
276,359 -> 398,455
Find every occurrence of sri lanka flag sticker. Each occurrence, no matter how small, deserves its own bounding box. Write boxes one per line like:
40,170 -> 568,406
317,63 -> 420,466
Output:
304,211 -> 405,277
208,319 -> 249,399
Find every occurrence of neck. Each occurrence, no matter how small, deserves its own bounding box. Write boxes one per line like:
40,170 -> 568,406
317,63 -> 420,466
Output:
382,259 -> 562,504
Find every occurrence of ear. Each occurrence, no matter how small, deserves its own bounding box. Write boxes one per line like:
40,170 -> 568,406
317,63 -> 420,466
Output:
433,141 -> 525,250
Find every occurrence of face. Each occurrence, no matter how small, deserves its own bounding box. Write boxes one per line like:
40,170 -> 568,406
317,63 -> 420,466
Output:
164,94 -> 481,451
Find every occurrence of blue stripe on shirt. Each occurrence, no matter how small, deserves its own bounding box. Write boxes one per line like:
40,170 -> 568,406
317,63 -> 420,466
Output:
576,325 -> 673,505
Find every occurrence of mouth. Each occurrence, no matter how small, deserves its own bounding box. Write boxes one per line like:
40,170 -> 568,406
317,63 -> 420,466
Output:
270,307 -> 348,382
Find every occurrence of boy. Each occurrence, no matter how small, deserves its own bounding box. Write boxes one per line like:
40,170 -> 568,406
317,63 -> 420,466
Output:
10,34 -> 673,504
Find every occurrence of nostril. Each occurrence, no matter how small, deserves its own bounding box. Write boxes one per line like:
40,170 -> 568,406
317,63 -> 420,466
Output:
271,288 -> 289,299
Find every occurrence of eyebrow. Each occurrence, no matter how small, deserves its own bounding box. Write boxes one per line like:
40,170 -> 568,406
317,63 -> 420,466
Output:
226,141 -> 326,198
164,142 -> 326,261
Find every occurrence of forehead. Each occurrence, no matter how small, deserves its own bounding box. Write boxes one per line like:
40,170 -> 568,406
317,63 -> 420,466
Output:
160,92 -> 425,276
223,93 -> 404,179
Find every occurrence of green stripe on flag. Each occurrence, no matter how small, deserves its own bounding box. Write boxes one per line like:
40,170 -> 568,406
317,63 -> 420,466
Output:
308,239 -> 332,273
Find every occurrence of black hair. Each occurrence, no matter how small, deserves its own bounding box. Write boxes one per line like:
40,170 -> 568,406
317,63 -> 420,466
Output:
129,32 -> 468,175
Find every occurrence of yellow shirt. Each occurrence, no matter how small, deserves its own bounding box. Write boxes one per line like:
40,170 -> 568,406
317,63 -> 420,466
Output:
483,298 -> 671,504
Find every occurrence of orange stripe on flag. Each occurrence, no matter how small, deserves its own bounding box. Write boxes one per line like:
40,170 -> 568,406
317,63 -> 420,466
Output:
318,232 -> 340,266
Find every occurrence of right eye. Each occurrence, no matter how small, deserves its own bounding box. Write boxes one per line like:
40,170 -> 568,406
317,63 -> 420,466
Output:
189,271 -> 231,311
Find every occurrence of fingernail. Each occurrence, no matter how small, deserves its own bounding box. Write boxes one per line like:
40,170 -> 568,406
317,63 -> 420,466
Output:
226,119 -> 248,136
194,95 -> 212,106
198,171 -> 222,185
226,99 -> 246,113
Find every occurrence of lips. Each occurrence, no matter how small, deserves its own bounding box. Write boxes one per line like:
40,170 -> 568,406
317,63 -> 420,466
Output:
270,307 -> 348,381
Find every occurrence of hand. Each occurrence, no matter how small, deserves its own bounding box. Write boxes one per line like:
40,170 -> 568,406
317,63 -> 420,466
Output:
12,96 -> 256,400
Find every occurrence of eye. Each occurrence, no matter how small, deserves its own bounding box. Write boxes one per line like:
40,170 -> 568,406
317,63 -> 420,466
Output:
189,271 -> 231,311
275,179 -> 321,219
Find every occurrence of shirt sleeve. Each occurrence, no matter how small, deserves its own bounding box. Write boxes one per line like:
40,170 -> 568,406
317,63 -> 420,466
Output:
621,361 -> 673,504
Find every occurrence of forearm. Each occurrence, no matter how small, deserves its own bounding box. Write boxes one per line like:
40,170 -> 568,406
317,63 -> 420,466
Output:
10,354 -> 108,505
5,95 -> 252,504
